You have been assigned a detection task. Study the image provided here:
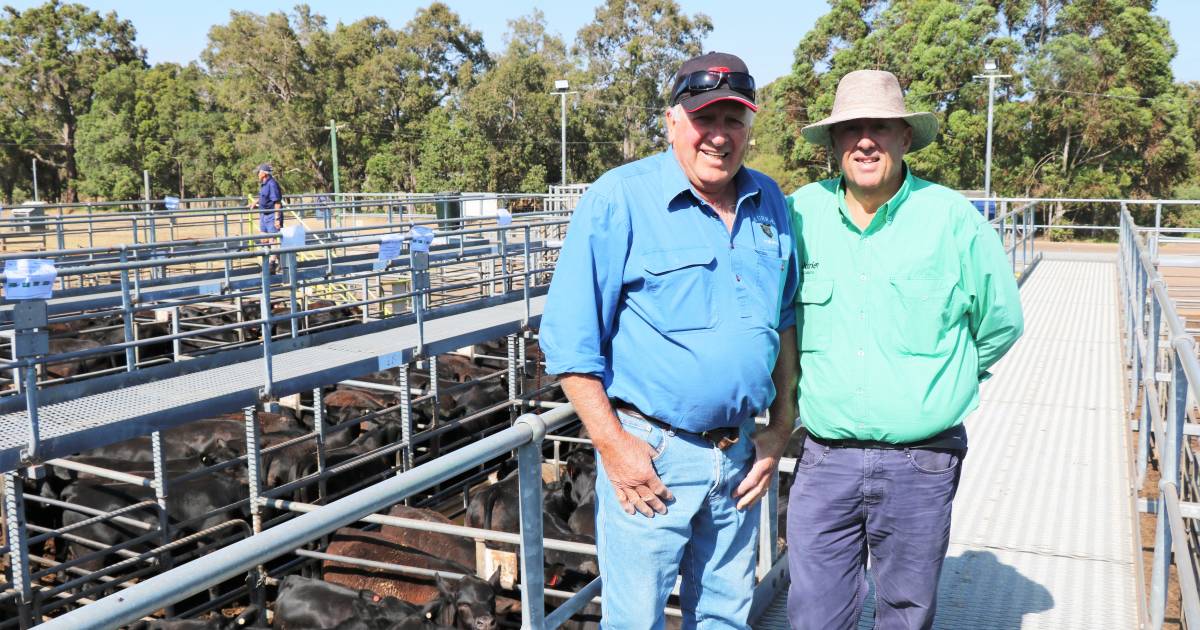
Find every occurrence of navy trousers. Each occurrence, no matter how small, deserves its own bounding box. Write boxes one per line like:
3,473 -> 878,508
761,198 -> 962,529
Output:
786,433 -> 964,630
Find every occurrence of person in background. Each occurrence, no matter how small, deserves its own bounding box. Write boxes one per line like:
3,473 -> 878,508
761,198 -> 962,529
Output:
250,163 -> 283,273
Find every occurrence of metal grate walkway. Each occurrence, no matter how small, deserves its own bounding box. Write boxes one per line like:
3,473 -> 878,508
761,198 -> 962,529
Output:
0,295 -> 545,473
755,257 -> 1139,629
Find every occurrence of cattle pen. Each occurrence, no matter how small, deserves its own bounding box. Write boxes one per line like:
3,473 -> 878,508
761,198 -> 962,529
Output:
0,192 -> 1197,629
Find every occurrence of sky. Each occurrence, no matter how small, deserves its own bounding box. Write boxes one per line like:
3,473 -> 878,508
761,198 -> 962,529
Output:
4,0 -> 1199,85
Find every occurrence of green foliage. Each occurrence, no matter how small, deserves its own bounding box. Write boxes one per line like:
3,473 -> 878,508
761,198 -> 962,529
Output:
0,0 -> 143,200
757,0 -> 1196,236
2,0 -> 1197,209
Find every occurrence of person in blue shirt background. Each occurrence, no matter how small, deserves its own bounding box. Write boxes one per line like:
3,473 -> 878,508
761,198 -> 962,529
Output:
540,52 -> 799,629
250,163 -> 283,273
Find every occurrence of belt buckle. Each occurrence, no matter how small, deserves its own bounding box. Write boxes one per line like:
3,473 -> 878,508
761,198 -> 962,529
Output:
703,428 -> 740,451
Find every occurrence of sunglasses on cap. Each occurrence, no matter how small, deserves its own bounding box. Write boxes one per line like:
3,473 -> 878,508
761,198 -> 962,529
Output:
670,69 -> 756,105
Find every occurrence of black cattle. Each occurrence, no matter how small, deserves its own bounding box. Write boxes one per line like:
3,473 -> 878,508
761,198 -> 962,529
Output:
464,472 -> 599,578
272,575 -> 425,630
57,473 -> 248,570
563,449 -> 598,539
80,419 -> 245,466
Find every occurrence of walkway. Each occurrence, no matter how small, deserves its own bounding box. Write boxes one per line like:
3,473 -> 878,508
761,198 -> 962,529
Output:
756,256 -> 1140,628
0,294 -> 545,473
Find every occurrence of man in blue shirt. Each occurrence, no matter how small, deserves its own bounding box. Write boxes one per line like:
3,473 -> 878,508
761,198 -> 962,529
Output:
250,163 -> 283,273
541,52 -> 799,628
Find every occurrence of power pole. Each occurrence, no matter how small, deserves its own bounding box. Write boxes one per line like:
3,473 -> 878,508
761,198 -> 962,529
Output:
31,159 -> 37,202
973,61 -> 1011,199
325,119 -> 345,196
551,81 -> 577,186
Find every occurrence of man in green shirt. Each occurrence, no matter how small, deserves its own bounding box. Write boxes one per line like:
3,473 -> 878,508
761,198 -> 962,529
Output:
785,70 -> 1023,629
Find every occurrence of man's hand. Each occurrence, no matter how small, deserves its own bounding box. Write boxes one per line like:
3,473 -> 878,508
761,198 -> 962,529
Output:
733,326 -> 798,510
559,374 -> 674,518
733,429 -> 789,510
597,430 -> 673,517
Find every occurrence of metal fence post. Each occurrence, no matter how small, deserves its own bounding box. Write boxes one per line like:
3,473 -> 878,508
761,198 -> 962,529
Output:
4,472 -> 33,629
313,387 -> 328,503
259,256 -> 275,399
399,364 -> 413,472
1139,286 -> 1162,487
757,467 -> 779,580
243,406 -> 267,612
514,413 -> 547,629
1130,264 -> 1146,412
507,335 -> 519,420
1151,349 -> 1189,627
118,248 -> 137,371
150,430 -> 175,616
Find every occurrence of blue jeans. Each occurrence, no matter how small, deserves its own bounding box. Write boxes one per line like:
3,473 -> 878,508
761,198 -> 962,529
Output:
595,411 -> 759,629
786,433 -> 964,630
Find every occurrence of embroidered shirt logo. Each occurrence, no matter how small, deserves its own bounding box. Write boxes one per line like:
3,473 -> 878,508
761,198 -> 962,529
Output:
759,223 -> 774,239
803,261 -> 820,272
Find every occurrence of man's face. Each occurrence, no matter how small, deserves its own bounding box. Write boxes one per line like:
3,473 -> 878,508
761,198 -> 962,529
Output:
666,101 -> 751,198
831,118 -> 911,196
258,170 -> 269,182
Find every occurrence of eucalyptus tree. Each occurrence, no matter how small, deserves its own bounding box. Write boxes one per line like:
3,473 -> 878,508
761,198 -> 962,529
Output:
0,1 -> 143,201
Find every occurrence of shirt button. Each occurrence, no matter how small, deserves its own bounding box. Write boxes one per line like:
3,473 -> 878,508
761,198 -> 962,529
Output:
857,349 -> 865,357
736,274 -> 741,282
859,273 -> 867,281
856,388 -> 865,395
859,311 -> 865,320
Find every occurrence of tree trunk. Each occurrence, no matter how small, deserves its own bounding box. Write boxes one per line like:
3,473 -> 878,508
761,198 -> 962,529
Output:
63,121 -> 78,203
1061,128 -> 1069,173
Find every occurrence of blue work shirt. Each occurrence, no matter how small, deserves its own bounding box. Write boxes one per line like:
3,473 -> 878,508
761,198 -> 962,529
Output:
258,176 -> 283,233
541,151 -> 799,432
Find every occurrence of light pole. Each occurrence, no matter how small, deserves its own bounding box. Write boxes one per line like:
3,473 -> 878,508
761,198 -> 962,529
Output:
551,80 -> 577,186
973,59 -> 1011,200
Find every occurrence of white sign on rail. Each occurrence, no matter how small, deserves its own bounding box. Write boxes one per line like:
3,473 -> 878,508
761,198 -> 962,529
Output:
281,224 -> 306,249
409,226 -> 435,253
374,234 -> 403,271
4,259 -> 56,300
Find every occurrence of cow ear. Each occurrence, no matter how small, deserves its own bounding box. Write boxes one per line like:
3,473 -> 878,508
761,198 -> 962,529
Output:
488,568 -> 502,588
435,573 -> 454,598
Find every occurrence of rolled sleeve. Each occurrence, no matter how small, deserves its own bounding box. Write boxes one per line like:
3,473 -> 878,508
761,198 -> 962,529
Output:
964,219 -> 1024,375
541,189 -> 630,378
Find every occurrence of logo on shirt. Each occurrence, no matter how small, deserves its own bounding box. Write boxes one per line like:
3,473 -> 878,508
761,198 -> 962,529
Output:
803,261 -> 820,272
759,223 -> 774,239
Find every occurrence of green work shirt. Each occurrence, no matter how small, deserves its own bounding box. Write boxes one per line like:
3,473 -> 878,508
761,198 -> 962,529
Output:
788,167 -> 1024,443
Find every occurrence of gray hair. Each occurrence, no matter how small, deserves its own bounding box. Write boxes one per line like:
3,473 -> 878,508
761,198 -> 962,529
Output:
666,103 -> 756,143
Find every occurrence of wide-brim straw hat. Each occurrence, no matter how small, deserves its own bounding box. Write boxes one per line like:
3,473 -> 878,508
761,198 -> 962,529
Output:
801,70 -> 939,152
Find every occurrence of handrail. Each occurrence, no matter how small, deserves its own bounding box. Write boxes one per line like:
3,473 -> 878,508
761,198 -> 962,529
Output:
1120,207 -> 1200,628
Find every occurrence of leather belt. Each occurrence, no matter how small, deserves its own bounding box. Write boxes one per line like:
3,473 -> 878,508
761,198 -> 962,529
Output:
611,400 -> 741,451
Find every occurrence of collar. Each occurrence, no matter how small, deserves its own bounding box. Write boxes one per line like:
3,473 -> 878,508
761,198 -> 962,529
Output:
659,150 -> 761,212
835,163 -> 913,232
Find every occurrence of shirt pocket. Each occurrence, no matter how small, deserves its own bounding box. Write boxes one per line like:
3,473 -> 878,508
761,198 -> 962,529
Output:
889,275 -> 959,356
797,279 -> 833,352
641,247 -> 718,333
753,250 -> 788,326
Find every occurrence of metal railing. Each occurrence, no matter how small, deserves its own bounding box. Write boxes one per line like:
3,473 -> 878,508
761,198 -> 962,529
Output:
0,192 -> 579,255
1120,207 -> 1200,628
30,402 -> 789,629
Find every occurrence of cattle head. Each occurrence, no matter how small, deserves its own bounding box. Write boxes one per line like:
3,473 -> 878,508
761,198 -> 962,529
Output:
434,570 -> 501,630
564,449 -> 597,506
